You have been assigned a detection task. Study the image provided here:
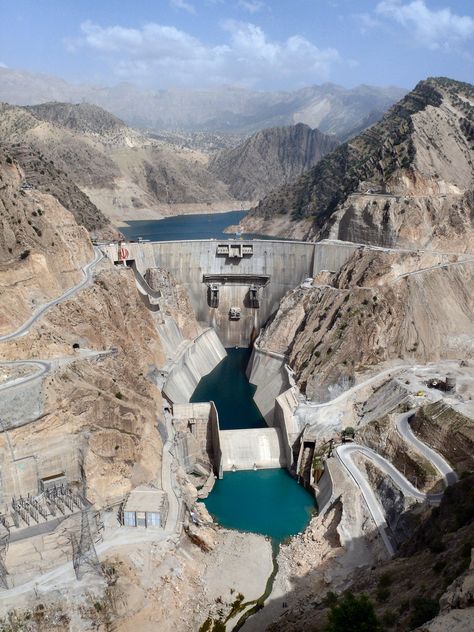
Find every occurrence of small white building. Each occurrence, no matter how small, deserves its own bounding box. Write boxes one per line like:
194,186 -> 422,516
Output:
123,486 -> 169,528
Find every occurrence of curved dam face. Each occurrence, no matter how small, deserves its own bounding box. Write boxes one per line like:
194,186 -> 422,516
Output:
103,239 -> 360,347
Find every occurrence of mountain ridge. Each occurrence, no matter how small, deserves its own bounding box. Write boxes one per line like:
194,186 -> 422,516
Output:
209,123 -> 339,201
0,66 -> 406,138
238,76 -> 474,250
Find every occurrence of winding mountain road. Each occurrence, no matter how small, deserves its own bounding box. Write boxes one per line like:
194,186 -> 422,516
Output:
335,433 -> 455,556
396,411 -> 459,486
0,247 -> 103,343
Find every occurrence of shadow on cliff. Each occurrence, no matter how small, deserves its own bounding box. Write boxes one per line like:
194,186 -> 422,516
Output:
235,473 -> 474,632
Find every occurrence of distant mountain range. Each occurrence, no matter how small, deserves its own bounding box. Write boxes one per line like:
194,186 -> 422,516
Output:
0,67 -> 406,138
0,100 -> 342,221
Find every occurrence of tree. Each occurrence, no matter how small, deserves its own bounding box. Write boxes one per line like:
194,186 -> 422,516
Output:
325,592 -> 381,632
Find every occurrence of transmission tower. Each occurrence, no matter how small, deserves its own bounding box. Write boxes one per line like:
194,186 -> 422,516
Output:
0,531 -> 9,589
71,510 -> 102,581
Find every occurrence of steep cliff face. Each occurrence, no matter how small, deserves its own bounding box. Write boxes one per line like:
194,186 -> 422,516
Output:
259,247 -> 474,400
0,148 -> 165,507
240,78 -> 474,250
209,123 -> 338,201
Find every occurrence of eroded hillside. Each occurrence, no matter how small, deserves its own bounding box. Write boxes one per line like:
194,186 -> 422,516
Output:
259,247 -> 474,400
209,123 -> 338,201
0,102 -> 235,225
240,78 -> 474,250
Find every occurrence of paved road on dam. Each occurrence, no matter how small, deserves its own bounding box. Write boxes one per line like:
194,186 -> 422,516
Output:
0,247 -> 103,343
396,411 -> 459,486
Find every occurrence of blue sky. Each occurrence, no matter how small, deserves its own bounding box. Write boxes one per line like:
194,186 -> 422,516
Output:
0,0 -> 473,90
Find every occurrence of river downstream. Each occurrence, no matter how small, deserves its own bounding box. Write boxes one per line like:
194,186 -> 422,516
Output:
193,349 -> 314,541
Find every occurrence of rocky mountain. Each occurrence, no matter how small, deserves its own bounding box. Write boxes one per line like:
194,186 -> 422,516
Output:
0,67 -> 406,138
209,123 -> 339,201
25,101 -> 126,134
239,77 -> 474,250
259,247 -> 474,401
0,101 -> 234,224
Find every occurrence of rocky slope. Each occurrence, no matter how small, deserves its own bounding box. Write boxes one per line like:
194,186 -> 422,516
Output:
209,123 -> 338,201
0,102 -> 234,225
267,473 -> 474,632
259,247 -> 474,400
26,101 -> 126,134
0,146 -> 165,506
0,67 -> 406,138
239,77 -> 474,250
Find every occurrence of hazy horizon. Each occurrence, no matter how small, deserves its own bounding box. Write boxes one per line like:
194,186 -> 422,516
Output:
0,0 -> 472,92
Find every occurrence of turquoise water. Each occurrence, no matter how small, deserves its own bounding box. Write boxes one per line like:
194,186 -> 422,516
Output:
195,348 -> 315,541
191,348 -> 265,430
121,210 -> 246,241
204,469 -> 315,542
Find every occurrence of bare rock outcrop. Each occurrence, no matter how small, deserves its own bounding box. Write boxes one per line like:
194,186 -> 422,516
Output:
259,247 -> 474,400
239,77 -> 474,250
209,123 -> 338,201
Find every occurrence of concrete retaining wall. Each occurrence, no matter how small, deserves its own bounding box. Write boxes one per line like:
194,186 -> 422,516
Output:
315,458 -> 337,515
274,387 -> 301,469
220,427 -> 287,471
163,328 -> 226,403
247,343 -> 289,425
172,401 -> 222,480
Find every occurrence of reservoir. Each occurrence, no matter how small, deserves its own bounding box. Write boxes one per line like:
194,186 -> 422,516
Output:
194,348 -> 315,541
121,210 -> 247,241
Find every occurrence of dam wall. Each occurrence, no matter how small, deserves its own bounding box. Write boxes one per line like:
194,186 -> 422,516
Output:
162,328 -> 226,404
247,343 -> 289,425
102,239 -> 360,347
220,428 -> 287,471
274,387 -> 301,470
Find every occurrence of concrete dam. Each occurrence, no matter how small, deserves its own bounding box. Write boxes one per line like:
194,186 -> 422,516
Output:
102,238 -> 360,473
103,239 -> 359,347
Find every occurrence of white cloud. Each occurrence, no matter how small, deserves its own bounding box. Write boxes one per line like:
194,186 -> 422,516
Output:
238,0 -> 267,14
0,62 -> 8,68
69,20 -> 341,88
354,12 -> 381,33
376,0 -> 474,50
170,0 -> 196,15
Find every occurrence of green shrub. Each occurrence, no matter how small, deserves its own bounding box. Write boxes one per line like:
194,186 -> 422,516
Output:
408,597 -> 439,629
376,586 -> 390,603
324,592 -> 381,632
381,609 -> 397,627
